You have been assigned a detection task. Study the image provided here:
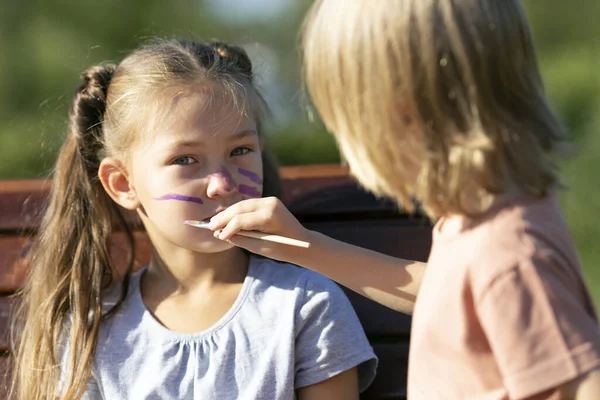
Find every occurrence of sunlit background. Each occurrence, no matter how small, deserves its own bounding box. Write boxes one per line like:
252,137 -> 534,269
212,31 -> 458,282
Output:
1,0 -> 598,307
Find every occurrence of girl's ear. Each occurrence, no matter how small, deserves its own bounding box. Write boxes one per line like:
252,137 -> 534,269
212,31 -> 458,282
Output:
98,158 -> 140,210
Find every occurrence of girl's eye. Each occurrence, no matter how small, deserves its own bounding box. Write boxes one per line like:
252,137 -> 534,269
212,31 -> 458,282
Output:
171,156 -> 196,165
231,147 -> 251,157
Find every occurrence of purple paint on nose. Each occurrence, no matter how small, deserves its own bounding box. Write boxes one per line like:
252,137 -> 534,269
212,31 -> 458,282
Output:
208,166 -> 236,192
238,168 -> 263,184
239,184 -> 261,198
220,166 -> 235,183
154,194 -> 204,205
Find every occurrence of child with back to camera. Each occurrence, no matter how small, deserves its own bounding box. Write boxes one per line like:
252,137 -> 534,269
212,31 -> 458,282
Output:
208,1 -> 600,398
11,38 -> 377,400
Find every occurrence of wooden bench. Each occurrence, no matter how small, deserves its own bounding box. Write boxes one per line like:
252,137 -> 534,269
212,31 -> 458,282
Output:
0,164 -> 432,399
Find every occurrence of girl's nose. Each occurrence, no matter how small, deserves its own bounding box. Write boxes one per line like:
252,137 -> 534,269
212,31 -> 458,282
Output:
206,166 -> 238,198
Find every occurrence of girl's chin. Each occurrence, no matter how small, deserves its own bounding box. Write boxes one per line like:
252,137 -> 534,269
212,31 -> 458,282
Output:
187,236 -> 236,254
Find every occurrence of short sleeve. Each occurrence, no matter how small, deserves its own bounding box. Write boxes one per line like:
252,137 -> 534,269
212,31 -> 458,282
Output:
294,273 -> 378,392
476,253 -> 600,399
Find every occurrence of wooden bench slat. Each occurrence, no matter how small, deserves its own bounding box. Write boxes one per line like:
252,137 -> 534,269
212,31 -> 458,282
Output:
0,218 -> 430,292
303,219 -> 432,262
342,288 -> 411,337
0,232 -> 152,293
0,165 -> 414,232
0,237 -> 29,294
0,218 -> 429,341
0,165 -> 372,232
0,355 -> 11,399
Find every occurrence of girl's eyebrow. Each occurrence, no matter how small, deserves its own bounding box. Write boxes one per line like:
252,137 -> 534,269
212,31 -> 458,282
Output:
167,130 -> 258,149
168,140 -> 203,149
227,129 -> 258,141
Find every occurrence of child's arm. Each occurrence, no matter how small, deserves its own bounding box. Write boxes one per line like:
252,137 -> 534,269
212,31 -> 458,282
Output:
573,367 -> 600,399
209,197 -> 425,314
551,367 -> 600,400
296,229 -> 425,314
297,368 -> 359,400
521,367 -> 600,399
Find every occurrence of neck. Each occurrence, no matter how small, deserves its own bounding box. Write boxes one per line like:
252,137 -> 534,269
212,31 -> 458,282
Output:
144,244 -> 248,295
455,181 -> 526,217
441,185 -> 530,233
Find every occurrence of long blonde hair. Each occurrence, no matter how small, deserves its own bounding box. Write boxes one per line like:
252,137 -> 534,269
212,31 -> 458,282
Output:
11,39 -> 273,400
302,0 -> 566,218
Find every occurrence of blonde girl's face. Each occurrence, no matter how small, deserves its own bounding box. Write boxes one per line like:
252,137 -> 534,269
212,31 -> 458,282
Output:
129,86 -> 263,253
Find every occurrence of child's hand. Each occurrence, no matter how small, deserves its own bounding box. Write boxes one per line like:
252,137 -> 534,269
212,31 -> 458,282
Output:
208,197 -> 311,261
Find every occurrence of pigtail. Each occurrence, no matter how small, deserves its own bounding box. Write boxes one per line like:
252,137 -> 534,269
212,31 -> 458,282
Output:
12,64 -> 134,400
209,41 -> 253,80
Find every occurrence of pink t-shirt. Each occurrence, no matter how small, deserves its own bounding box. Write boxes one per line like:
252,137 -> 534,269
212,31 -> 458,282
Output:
408,192 -> 600,399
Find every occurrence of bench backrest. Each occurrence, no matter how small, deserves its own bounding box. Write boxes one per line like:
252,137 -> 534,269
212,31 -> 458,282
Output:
0,164 -> 432,400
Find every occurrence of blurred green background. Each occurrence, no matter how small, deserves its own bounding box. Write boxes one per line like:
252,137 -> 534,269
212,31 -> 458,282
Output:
0,1 -> 598,307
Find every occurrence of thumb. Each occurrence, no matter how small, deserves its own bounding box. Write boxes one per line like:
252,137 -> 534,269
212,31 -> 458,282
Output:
215,230 -> 289,261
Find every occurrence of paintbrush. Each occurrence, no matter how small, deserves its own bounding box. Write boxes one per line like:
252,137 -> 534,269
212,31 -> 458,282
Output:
183,220 -> 311,248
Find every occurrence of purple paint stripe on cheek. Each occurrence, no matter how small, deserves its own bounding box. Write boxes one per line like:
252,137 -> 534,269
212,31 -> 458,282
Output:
238,168 -> 263,184
239,184 -> 261,198
154,194 -> 204,205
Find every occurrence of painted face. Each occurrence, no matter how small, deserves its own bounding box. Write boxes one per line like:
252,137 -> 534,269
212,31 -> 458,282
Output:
129,85 -> 263,253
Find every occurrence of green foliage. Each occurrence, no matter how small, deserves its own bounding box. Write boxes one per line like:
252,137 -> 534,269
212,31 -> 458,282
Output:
522,0 -> 600,309
0,0 -> 599,307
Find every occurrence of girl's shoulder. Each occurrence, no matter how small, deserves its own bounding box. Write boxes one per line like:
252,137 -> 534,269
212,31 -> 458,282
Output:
250,256 -> 377,391
250,255 -> 346,300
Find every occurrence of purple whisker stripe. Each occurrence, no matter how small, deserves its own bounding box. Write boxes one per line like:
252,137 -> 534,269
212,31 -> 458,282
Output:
238,168 -> 263,184
239,184 -> 261,198
154,194 -> 204,204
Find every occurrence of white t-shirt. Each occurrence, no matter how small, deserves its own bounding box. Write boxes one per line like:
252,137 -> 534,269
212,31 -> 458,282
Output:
62,255 -> 377,399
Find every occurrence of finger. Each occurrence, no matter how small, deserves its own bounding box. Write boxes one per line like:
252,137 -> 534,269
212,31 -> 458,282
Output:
217,212 -> 271,241
223,234 -> 283,260
209,198 -> 265,230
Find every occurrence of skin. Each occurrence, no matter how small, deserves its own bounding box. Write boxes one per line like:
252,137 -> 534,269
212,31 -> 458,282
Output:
98,85 -> 360,398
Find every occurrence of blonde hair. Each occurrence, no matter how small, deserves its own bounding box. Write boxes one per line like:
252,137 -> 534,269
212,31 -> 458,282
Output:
12,39 -> 275,400
302,0 -> 566,218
